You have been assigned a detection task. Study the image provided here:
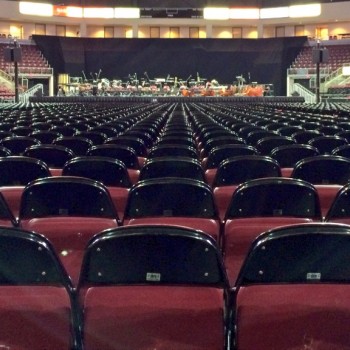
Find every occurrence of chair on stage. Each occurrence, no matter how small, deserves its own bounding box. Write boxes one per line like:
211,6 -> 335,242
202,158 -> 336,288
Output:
78,225 -> 230,350
232,223 -> 350,350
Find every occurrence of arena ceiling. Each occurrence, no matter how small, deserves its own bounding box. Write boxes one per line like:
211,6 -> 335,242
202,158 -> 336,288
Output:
7,0 -> 350,6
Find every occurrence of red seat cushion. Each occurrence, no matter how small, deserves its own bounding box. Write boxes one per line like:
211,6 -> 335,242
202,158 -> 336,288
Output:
236,284 -> 350,350
82,285 -> 225,350
0,286 -> 72,350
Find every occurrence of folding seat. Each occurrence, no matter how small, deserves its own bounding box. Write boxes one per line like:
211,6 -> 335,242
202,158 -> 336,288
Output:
325,183 -> 350,224
11,125 -> 33,136
53,136 -> 93,156
30,130 -> 63,144
0,135 -> 40,155
245,130 -> 278,146
105,135 -> 148,161
62,156 -> 132,220
200,135 -> 245,159
24,144 -> 75,176
157,135 -> 196,148
292,155 -> 350,217
291,129 -> 323,144
124,130 -> 155,148
87,144 -> 140,183
332,143 -> 350,158
0,130 -> 14,141
0,145 -> 11,156
203,144 -> 259,185
78,225 -> 230,350
124,178 -> 221,242
237,126 -> 262,139
140,156 -> 205,182
0,156 -> 51,218
256,135 -> 295,155
277,125 -> 303,136
148,144 -> 198,159
223,177 -> 322,285
50,125 -> 77,137
91,126 -> 119,138
317,125 -> 343,136
308,135 -> 348,154
212,155 -> 281,220
19,176 -> 119,283
76,130 -> 108,145
31,121 -> 52,130
232,223 -> 350,350
0,226 -> 80,350
270,144 -> 320,176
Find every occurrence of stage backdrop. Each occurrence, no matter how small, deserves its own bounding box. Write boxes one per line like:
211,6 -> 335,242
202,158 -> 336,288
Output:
33,35 -> 307,96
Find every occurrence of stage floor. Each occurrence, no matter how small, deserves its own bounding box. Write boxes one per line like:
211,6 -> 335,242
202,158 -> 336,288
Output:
30,95 -> 305,104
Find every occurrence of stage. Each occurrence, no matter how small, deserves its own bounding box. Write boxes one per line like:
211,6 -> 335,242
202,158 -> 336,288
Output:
30,95 -> 305,104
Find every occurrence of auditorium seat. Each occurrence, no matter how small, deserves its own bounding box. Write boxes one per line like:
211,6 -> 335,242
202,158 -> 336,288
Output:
24,144 -> 75,176
53,136 -> 93,156
270,144 -> 320,177
30,130 -> 63,144
105,135 -> 148,158
0,156 -> 51,217
139,156 -> 205,182
292,155 -> 350,217
325,183 -> 350,224
18,176 -> 119,284
223,177 -> 322,285
291,129 -> 323,144
232,223 -> 350,350
148,144 -> 198,159
123,178 -> 221,242
76,130 -> 108,145
0,135 -> 40,155
0,226 -> 80,350
200,135 -> 245,159
308,135 -> 348,154
87,144 -> 141,183
332,143 -> 350,158
255,135 -> 295,155
78,225 -> 230,350
62,156 -> 132,220
212,155 -> 282,220
203,144 -> 259,185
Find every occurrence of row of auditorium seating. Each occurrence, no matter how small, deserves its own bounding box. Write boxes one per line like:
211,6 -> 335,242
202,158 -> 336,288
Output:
1,219 -> 350,349
0,165 -> 350,283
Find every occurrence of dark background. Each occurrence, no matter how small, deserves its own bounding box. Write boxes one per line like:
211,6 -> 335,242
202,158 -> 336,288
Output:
33,35 -> 307,95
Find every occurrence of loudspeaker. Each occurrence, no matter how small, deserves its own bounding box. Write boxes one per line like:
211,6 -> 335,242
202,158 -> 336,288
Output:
3,47 -> 22,62
312,48 -> 329,64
